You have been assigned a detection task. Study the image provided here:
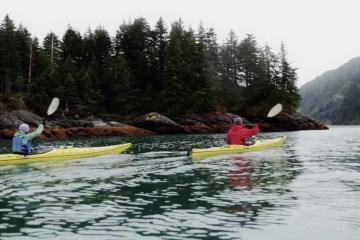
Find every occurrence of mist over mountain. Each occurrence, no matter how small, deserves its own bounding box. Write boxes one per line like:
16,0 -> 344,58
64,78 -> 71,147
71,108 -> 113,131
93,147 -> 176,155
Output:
299,57 -> 360,124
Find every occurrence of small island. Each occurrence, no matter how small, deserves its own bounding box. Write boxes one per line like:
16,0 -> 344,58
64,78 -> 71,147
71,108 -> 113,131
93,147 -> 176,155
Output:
0,15 -> 327,140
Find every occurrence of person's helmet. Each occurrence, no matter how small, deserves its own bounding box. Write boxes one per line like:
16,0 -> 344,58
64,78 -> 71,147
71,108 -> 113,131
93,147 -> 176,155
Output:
19,123 -> 29,133
234,117 -> 243,125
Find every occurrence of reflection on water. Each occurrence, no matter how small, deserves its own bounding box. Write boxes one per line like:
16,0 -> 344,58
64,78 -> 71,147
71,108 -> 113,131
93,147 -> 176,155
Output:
0,126 -> 360,239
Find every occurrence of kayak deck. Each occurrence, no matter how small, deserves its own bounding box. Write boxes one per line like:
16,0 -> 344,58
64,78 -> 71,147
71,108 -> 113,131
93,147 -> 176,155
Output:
191,136 -> 286,159
0,143 -> 131,165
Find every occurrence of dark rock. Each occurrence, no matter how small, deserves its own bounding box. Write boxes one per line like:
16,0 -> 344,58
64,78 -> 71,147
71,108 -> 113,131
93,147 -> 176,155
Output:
0,108 -> 328,140
176,111 -> 240,125
107,121 -> 127,127
127,112 -> 185,134
0,126 -> 155,140
54,119 -> 93,128
258,111 -> 328,131
0,110 -> 42,130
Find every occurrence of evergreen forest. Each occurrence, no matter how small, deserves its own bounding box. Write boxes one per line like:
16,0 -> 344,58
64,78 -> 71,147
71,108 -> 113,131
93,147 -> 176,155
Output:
0,15 -> 300,118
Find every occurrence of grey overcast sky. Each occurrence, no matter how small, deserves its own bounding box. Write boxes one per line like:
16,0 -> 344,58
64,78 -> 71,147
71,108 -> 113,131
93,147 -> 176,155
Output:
1,0 -> 360,87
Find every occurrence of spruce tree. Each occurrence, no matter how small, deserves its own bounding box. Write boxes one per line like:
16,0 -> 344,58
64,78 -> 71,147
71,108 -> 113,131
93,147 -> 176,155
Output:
117,18 -> 152,91
237,34 -> 267,102
55,73 -> 80,113
191,23 -> 217,112
279,42 -> 301,109
151,17 -> 168,92
61,26 -> 83,67
158,19 -> 188,115
43,32 -> 61,64
0,15 -> 21,93
218,31 -> 244,111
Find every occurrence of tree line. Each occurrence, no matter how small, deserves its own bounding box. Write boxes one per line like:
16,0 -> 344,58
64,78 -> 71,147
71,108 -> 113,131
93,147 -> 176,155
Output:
0,15 -> 300,118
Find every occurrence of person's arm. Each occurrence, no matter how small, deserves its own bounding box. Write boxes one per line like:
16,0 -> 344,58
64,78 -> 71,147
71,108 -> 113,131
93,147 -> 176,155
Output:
243,124 -> 260,136
22,124 -> 44,143
252,125 -> 260,135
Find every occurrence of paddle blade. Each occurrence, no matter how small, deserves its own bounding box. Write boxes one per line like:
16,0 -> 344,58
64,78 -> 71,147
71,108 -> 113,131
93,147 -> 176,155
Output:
267,103 -> 282,118
47,98 -> 60,116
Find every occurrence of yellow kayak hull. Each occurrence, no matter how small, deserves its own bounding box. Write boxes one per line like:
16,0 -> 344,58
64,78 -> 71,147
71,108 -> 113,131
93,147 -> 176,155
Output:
0,143 -> 131,165
191,136 -> 286,159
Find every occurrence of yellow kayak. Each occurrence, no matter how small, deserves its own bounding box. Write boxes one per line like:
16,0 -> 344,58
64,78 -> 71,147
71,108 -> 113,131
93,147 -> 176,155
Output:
191,136 -> 286,159
0,143 -> 131,165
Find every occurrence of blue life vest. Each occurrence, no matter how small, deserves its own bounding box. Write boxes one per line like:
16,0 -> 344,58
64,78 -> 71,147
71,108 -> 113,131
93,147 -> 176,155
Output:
12,134 -> 33,154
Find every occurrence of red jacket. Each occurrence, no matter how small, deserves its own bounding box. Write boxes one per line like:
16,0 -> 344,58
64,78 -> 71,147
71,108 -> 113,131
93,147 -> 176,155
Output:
226,125 -> 260,145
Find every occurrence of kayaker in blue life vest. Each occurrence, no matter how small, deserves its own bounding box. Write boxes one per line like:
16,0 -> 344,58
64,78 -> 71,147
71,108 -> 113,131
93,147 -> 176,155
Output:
12,123 -> 44,154
226,117 -> 260,145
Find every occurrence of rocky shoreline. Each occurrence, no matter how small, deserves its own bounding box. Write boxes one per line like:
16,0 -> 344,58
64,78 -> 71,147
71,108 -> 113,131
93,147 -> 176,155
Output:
0,109 -> 328,140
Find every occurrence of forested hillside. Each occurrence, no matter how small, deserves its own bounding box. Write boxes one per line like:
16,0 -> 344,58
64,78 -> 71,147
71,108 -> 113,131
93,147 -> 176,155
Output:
299,57 -> 360,124
0,15 -> 300,118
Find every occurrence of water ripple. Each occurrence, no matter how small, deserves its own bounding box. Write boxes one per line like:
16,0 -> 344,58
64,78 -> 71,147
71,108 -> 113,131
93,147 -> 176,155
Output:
0,129 -> 360,239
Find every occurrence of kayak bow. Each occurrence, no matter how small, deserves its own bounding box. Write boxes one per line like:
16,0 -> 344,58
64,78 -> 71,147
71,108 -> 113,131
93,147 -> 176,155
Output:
190,136 -> 286,159
0,143 -> 131,165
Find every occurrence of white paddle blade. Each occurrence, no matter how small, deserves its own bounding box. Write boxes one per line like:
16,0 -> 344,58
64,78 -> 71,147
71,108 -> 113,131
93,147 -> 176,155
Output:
47,97 -> 60,116
267,103 -> 282,118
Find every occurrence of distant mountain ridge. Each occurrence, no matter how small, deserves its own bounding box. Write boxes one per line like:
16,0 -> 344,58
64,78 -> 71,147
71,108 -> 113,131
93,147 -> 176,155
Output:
299,57 -> 360,124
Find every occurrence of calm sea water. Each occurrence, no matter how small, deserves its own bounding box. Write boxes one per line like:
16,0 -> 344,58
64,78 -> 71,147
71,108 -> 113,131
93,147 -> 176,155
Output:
0,126 -> 359,239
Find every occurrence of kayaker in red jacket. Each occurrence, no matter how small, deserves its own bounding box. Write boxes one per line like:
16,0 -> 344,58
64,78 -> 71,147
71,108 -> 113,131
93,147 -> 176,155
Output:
226,117 -> 260,145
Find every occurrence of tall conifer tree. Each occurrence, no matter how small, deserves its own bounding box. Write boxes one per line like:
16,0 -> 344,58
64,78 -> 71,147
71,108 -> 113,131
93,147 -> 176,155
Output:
0,15 -> 21,93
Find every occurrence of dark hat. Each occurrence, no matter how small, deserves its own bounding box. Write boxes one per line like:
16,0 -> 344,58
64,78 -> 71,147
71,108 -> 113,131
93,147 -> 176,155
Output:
234,117 -> 243,125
